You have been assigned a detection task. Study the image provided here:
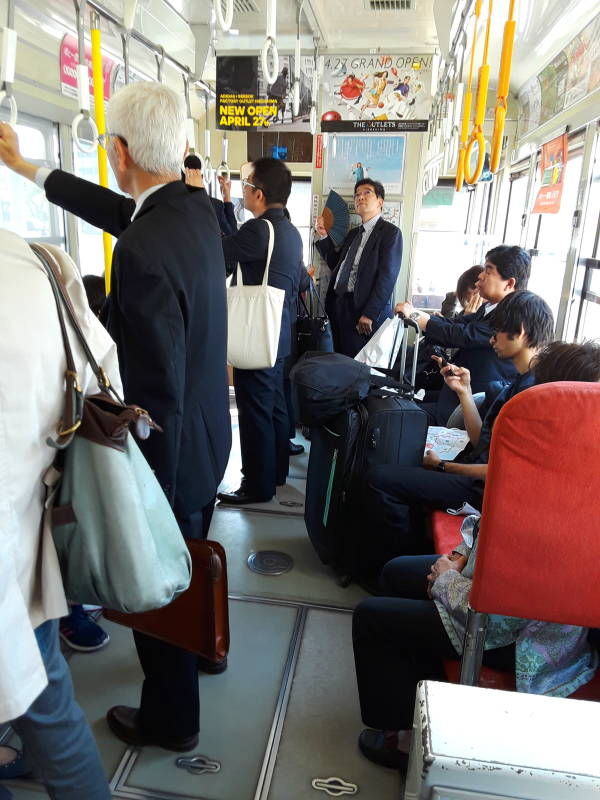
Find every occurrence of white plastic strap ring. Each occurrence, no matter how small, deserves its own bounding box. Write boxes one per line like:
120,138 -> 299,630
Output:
292,80 -> 300,116
203,155 -> 213,184
216,163 -> 231,182
214,0 -> 234,33
331,133 -> 337,158
261,37 -> 279,85
72,112 -> 98,153
309,104 -> 317,135
0,90 -> 17,124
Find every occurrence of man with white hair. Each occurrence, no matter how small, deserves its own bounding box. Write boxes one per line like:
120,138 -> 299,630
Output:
0,81 -> 231,751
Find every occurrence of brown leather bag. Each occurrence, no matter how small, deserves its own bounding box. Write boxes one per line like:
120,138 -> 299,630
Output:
105,538 -> 230,662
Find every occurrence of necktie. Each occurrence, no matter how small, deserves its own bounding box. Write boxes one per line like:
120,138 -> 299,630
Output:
335,226 -> 364,297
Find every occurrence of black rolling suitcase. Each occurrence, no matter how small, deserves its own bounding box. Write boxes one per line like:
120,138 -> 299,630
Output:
302,317 -> 428,580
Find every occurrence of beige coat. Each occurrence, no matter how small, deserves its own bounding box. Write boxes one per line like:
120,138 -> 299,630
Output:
0,230 -> 122,722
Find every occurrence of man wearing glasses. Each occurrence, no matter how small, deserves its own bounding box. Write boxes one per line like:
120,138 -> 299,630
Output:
315,179 -> 402,358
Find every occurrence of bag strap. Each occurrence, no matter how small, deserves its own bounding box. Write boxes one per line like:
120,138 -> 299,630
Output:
387,315 -> 403,371
307,277 -> 328,319
30,244 -> 123,449
261,218 -> 275,287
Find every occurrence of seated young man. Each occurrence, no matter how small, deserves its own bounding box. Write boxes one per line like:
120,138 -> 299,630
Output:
359,290 -> 554,578
352,340 -> 600,775
396,245 -> 531,425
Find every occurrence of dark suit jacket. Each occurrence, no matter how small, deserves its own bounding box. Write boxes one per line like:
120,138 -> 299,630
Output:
222,207 -> 302,360
44,170 -> 231,516
424,303 -> 518,388
209,195 -> 237,236
315,218 -> 403,323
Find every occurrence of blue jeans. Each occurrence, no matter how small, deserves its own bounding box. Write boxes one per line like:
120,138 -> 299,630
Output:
9,620 -> 111,800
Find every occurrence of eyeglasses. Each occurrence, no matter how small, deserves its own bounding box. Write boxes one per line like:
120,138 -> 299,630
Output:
97,133 -> 128,149
241,178 -> 258,191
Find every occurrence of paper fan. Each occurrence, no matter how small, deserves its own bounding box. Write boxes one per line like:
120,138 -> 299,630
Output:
322,190 -> 350,247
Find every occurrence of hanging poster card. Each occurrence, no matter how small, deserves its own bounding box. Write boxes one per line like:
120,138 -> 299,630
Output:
320,54 -> 433,133
532,134 -> 568,214
216,55 -> 314,132
324,134 -> 405,195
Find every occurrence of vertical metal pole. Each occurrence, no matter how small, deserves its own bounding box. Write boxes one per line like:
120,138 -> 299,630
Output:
459,608 -> 488,686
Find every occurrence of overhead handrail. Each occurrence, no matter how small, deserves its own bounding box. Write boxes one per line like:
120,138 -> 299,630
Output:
72,0 -> 98,153
261,0 -> 279,85
490,0 -> 515,174
216,132 -> 230,182
203,90 -> 213,186
214,0 -> 234,34
464,0 -> 493,185
90,9 -> 112,293
0,0 -> 18,124
455,0 -> 481,191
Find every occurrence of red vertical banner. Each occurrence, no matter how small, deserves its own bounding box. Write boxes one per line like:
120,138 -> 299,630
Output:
532,134 -> 568,214
315,134 -> 323,169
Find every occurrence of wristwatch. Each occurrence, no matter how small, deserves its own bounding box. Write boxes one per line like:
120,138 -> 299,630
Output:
436,461 -> 447,472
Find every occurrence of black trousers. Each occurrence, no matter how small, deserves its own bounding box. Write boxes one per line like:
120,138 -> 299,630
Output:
134,498 -> 215,740
330,293 -> 393,358
360,464 -> 484,576
233,358 -> 289,498
352,555 -> 514,731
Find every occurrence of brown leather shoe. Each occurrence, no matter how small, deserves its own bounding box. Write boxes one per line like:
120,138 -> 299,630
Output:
106,706 -> 198,752
197,655 -> 228,674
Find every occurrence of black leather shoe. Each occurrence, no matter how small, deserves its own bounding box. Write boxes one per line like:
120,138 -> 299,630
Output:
217,487 -> 272,505
198,655 -> 228,674
358,729 -> 409,772
288,441 -> 305,455
106,706 -> 198,752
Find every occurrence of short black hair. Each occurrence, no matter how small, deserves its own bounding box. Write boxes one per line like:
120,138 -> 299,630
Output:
82,274 -> 106,317
532,341 -> 600,384
487,290 -> 554,349
354,178 -> 385,201
251,157 -> 292,205
485,245 -> 531,290
184,154 -> 203,171
456,265 -> 484,306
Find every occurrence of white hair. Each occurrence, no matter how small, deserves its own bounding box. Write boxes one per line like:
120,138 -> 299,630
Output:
106,81 -> 187,175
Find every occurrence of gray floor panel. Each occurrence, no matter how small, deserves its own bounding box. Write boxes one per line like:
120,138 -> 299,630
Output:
267,609 -> 402,800
217,479 -> 305,518
209,508 -> 367,609
123,600 -> 298,800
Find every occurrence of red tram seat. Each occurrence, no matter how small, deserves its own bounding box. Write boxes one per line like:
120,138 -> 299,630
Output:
439,383 -> 600,701
430,510 -> 463,554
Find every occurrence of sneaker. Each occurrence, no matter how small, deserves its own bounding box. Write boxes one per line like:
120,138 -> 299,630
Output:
59,605 -> 110,652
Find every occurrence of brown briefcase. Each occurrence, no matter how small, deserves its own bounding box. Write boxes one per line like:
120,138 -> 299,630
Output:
104,539 -> 229,662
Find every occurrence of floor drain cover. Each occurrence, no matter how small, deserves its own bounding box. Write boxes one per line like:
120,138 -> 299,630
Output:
247,551 -> 294,575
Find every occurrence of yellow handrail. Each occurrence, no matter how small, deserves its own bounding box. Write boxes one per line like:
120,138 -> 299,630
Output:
490,0 -> 516,174
465,0 -> 493,185
90,13 -> 113,295
456,0 -> 481,192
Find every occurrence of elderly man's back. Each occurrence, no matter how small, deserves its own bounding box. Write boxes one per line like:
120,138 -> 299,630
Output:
0,228 -> 118,797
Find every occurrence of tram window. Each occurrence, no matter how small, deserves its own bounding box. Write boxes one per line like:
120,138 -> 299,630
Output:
0,114 -> 63,244
502,171 -> 528,245
72,147 -> 121,276
411,184 -> 481,309
526,153 -> 583,321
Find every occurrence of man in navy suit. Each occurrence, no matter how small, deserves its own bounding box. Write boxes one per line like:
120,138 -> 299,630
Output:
315,179 -> 403,358
396,245 -> 532,424
217,158 -> 303,505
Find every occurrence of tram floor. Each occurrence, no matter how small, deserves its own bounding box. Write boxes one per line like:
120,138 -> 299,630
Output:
3,412 -> 403,799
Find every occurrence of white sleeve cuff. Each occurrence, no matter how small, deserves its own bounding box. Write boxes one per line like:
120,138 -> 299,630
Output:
35,167 -> 53,189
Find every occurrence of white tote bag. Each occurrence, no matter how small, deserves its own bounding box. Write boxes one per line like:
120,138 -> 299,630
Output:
227,219 -> 285,370
354,315 -> 404,369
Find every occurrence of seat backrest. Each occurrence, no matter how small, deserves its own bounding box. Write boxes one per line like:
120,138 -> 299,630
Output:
470,382 -> 600,629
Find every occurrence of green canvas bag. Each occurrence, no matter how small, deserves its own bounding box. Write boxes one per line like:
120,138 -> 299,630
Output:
33,244 -> 191,613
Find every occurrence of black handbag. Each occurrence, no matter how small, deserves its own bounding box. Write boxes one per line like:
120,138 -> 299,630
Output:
296,280 -> 334,357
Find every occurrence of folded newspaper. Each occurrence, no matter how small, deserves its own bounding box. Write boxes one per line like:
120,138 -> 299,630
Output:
425,426 -> 470,461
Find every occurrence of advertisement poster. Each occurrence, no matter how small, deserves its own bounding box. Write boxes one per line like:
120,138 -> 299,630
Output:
324,134 -> 405,194
60,34 -> 114,102
518,12 -> 600,136
216,55 -> 314,132
320,53 -> 433,133
532,134 -> 568,214
348,199 -> 401,229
